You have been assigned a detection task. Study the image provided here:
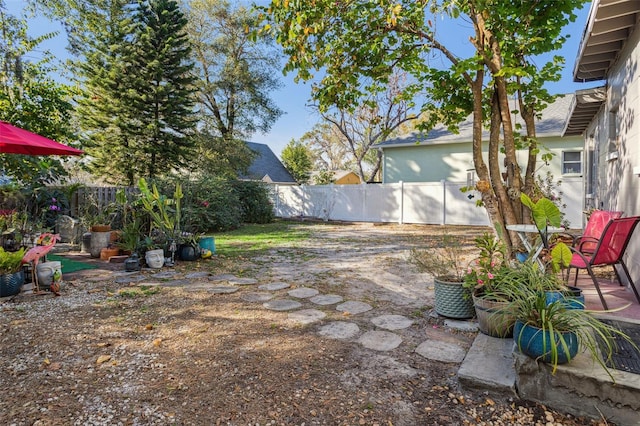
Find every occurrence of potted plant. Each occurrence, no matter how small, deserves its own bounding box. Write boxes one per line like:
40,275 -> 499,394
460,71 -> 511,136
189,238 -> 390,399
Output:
520,193 -> 584,307
506,283 -> 636,377
465,232 -> 518,337
117,219 -> 143,255
177,232 -> 201,261
410,233 -> 475,319
0,247 -> 26,297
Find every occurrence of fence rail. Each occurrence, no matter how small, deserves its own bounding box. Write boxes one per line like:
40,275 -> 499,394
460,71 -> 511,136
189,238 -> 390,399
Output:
271,177 -> 584,228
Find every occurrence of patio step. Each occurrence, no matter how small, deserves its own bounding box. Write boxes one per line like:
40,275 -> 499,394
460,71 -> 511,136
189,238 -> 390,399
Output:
459,322 -> 640,425
458,333 -> 517,395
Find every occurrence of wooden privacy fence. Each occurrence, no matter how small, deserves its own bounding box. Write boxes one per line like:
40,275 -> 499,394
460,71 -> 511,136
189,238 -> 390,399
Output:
270,177 -> 584,228
70,186 -> 138,216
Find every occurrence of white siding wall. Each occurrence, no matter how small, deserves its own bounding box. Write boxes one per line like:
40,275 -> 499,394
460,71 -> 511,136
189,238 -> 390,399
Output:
583,18 -> 640,282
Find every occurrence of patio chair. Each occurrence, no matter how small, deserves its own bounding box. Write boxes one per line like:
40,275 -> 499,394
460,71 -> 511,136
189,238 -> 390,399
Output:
567,216 -> 640,310
572,210 -> 623,254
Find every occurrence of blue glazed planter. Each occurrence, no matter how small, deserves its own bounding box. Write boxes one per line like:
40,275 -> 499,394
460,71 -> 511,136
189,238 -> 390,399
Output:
0,270 -> 25,297
514,320 -> 579,364
545,287 -> 585,310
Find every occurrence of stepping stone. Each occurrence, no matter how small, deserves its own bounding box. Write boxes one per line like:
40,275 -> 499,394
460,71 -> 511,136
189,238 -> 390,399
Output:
445,319 -> 479,332
288,287 -> 320,298
358,331 -> 402,351
182,282 -> 215,292
228,277 -> 258,285
415,340 -> 467,363
209,274 -> 237,282
160,279 -> 191,287
150,271 -> 179,279
309,294 -> 344,305
258,282 -> 290,291
288,309 -> 326,325
371,313 -> 414,330
371,314 -> 413,331
185,272 -> 210,279
115,275 -> 147,284
112,271 -> 141,277
336,301 -> 373,315
263,299 -> 302,311
318,321 -> 360,340
208,286 -> 239,294
241,292 -> 274,302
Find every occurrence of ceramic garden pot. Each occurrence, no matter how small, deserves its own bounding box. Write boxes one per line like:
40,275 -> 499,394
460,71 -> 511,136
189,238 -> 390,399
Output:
145,248 -> 165,269
433,277 -> 475,319
472,290 -> 515,338
178,244 -> 200,261
513,320 -> 579,365
0,270 -> 25,297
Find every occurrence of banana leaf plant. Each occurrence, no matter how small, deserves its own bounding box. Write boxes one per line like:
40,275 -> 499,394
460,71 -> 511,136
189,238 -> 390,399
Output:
520,194 -> 572,273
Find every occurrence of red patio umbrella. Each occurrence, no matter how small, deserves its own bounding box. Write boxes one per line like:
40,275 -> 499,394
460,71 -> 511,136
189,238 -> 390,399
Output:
0,121 -> 83,156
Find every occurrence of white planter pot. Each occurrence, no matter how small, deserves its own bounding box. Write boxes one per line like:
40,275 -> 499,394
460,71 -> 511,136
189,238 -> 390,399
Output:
145,249 -> 165,269
36,261 -> 62,289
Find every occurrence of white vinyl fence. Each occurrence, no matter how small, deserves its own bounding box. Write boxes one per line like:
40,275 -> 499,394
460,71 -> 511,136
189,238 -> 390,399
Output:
272,177 -> 584,228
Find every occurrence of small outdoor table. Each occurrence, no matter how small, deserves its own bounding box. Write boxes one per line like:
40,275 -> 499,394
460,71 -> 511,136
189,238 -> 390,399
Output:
506,224 -> 565,267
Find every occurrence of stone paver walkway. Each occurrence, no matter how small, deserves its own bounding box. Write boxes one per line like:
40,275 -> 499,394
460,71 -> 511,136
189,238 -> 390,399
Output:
84,268 -> 471,360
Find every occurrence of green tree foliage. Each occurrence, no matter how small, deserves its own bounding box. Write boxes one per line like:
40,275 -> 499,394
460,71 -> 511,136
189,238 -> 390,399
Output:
0,2 -> 77,185
182,0 -> 283,176
263,0 -> 586,254
126,0 -> 198,180
68,0 -> 141,185
281,139 -> 312,184
37,0 -> 197,184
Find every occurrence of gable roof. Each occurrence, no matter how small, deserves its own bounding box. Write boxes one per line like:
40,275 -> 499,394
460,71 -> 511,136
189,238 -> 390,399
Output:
377,94 -> 575,149
242,142 -> 297,184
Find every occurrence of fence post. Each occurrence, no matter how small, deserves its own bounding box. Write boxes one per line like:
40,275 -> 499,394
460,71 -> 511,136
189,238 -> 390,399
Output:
399,181 -> 404,225
441,180 -> 446,225
361,183 -> 366,222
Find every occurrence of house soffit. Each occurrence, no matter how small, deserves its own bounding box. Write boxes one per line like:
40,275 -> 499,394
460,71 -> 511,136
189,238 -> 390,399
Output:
573,0 -> 640,82
562,86 -> 607,136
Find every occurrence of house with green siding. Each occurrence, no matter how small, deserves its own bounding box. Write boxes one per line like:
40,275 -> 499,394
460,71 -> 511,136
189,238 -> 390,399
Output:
376,95 -> 584,197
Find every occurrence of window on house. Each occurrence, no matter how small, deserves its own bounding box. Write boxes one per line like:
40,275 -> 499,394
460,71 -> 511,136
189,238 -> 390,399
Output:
562,151 -> 582,175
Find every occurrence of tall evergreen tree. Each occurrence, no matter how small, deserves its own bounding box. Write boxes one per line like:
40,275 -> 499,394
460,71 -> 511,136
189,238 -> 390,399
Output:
126,0 -> 197,179
36,0 -> 197,183
72,0 -> 142,185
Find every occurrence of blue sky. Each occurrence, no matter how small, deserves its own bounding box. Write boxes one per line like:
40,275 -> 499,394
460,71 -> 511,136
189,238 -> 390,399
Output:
7,1 -> 600,158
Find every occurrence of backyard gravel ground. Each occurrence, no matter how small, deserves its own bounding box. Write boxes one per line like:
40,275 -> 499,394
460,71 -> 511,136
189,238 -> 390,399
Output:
0,221 -> 610,425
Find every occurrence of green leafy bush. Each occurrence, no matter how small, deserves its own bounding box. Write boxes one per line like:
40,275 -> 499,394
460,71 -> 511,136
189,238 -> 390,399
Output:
0,247 -> 26,274
181,178 -> 242,233
231,181 -> 274,224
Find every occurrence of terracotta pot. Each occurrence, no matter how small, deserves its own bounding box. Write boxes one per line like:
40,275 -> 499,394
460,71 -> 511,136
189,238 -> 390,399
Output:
91,224 -> 111,232
100,247 -> 120,260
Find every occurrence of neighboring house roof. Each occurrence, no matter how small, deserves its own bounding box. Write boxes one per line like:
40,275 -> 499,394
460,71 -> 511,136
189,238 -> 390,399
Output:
573,0 -> 640,82
378,94 -> 575,149
242,142 -> 297,184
